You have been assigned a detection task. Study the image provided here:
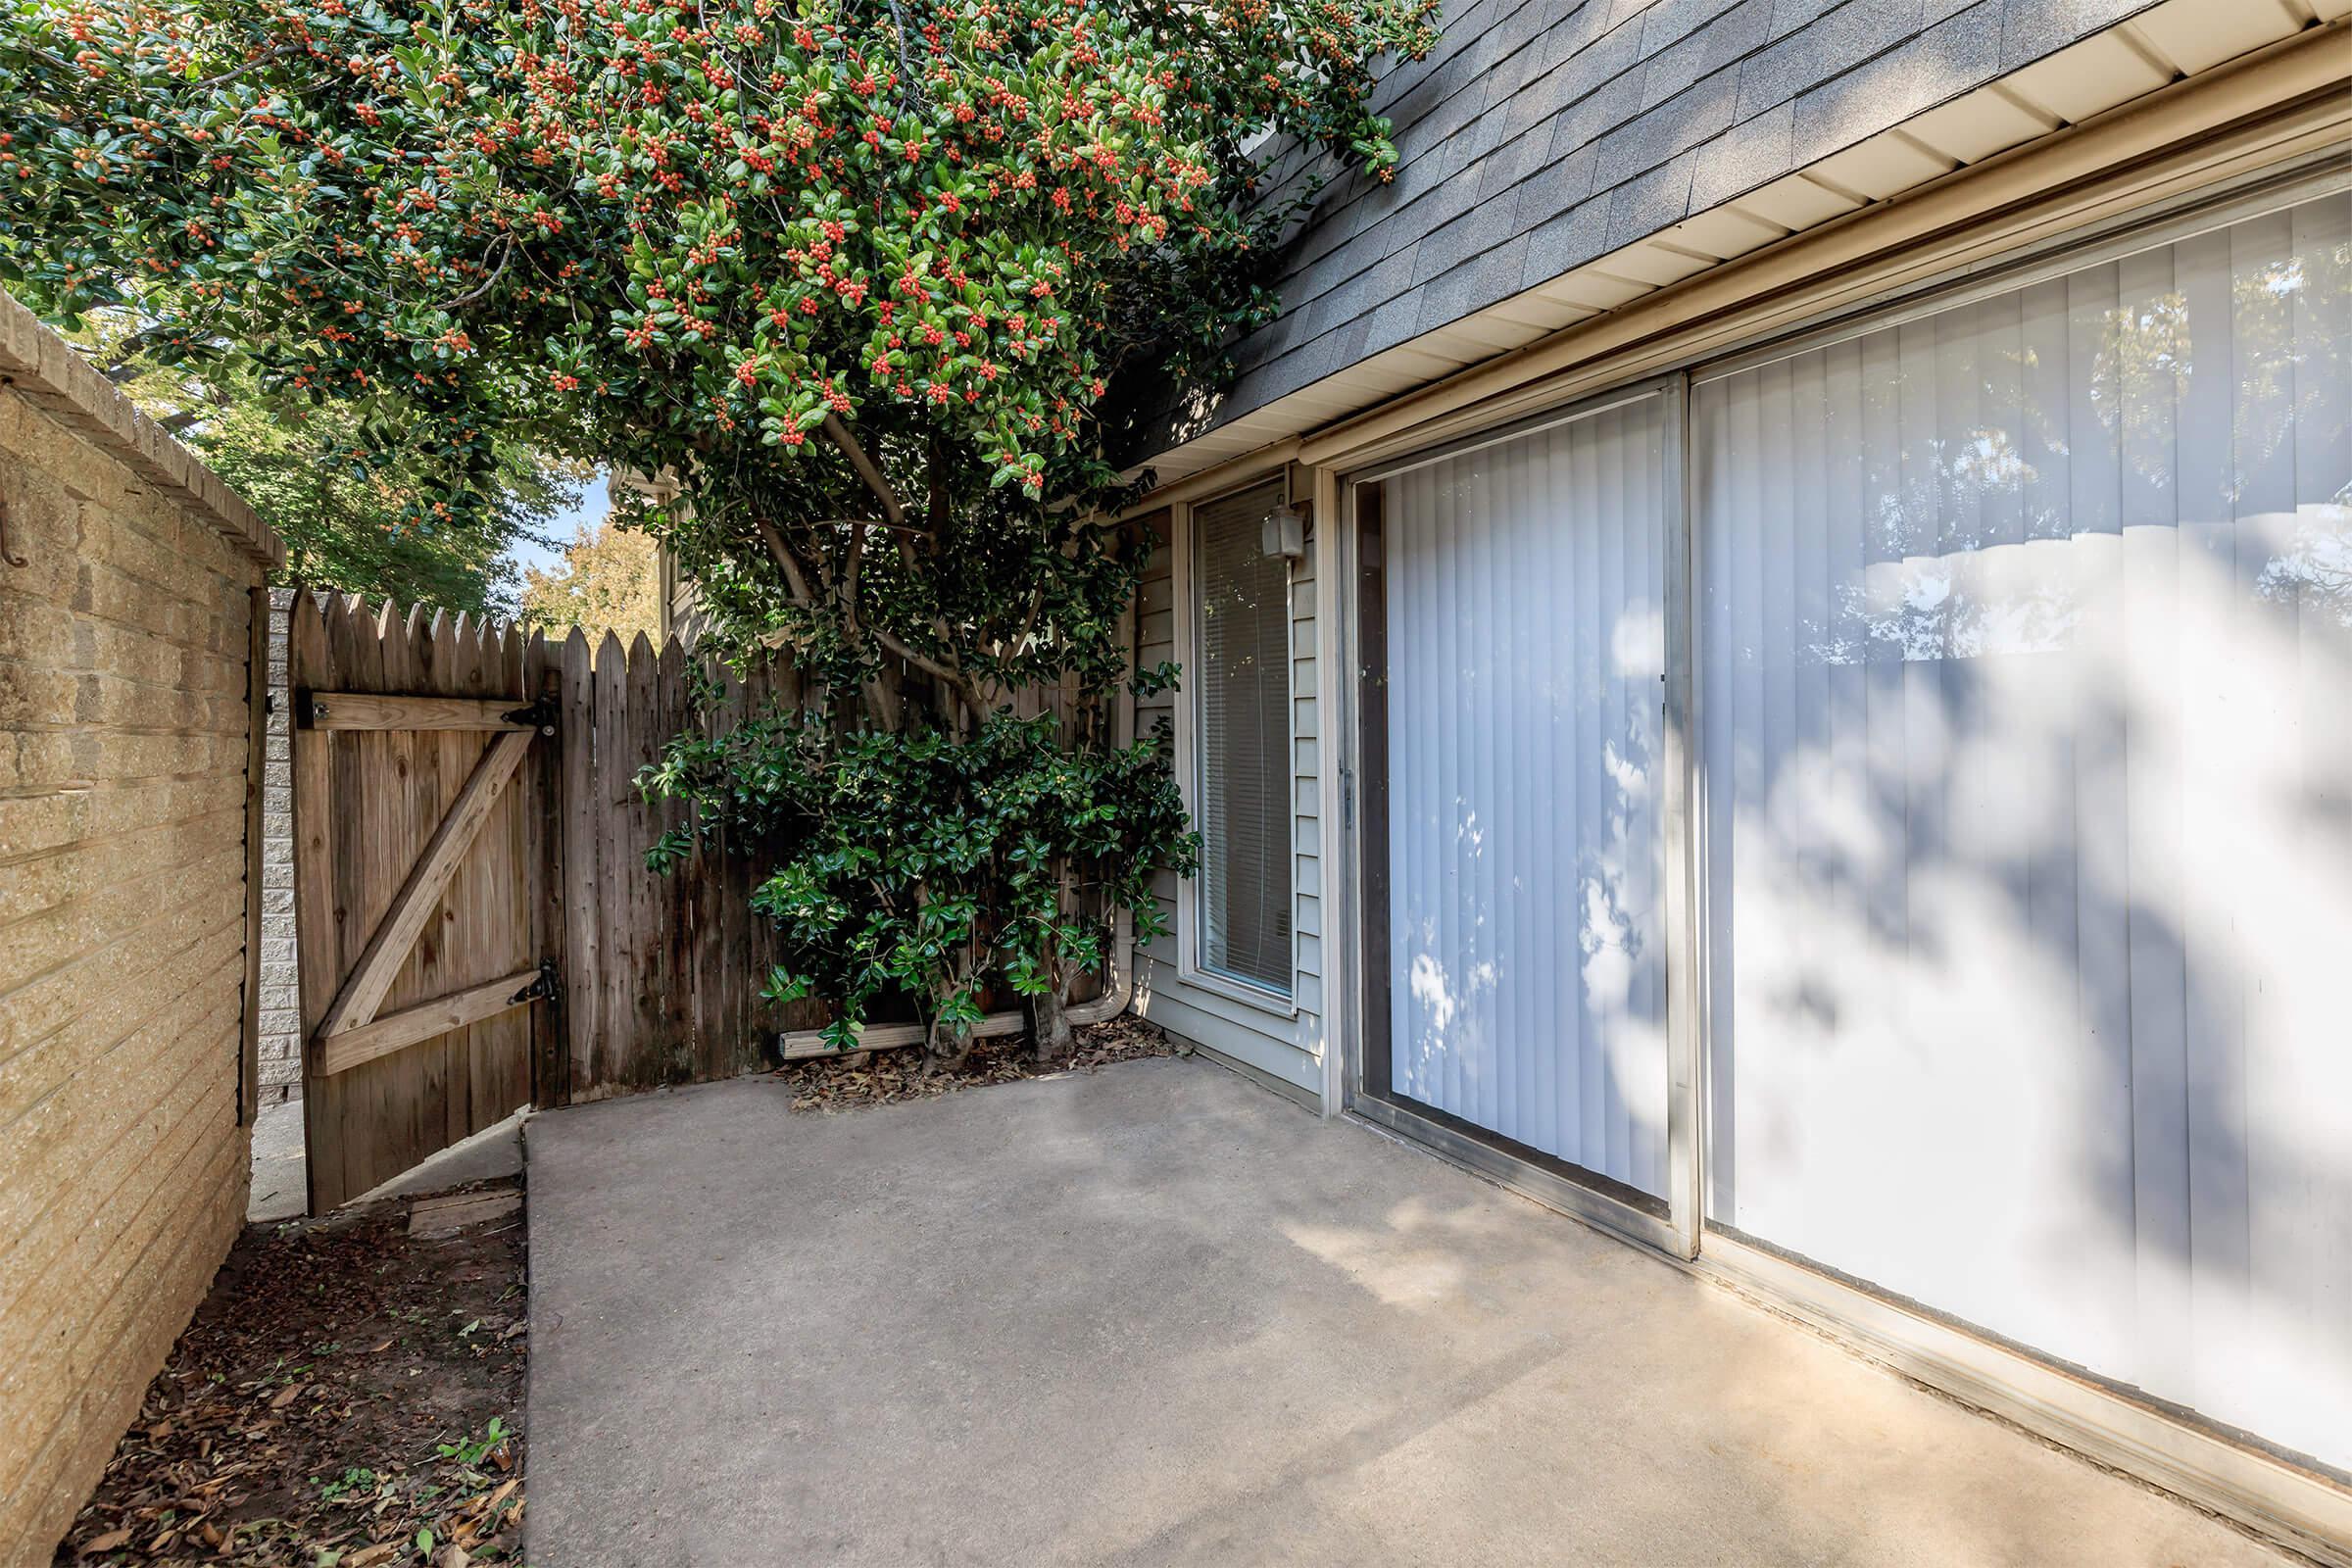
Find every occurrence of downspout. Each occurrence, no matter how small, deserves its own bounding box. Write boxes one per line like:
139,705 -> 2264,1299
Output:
777,599 -> 1142,1059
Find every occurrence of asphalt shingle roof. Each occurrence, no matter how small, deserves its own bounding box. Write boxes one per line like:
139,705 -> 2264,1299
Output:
1139,0 -> 2162,458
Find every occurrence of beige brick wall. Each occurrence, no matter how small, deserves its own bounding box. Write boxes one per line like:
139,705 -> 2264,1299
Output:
0,293 -> 282,1565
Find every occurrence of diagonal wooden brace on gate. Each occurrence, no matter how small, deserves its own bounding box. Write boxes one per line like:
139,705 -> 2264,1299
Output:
315,967 -> 545,1077
314,728 -> 536,1054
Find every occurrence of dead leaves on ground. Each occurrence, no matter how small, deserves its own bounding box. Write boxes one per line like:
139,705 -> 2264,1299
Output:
54,1188 -> 527,1566
777,1012 -> 1181,1112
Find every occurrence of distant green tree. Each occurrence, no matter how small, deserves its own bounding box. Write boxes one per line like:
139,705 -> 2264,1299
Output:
79,311 -> 578,616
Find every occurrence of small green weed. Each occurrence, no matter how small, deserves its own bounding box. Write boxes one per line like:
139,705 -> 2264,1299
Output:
434,1417 -> 508,1468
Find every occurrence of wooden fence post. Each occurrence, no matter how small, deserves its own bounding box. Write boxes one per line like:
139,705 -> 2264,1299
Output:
528,642 -> 569,1107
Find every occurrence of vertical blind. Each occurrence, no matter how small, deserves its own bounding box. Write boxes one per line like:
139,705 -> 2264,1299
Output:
1195,480 -> 1294,995
1696,191 -> 2352,1467
1383,395 -> 1670,1197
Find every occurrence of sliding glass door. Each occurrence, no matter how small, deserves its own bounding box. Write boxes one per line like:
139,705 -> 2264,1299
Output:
1353,387 -> 1690,1239
1693,189 -> 2351,1468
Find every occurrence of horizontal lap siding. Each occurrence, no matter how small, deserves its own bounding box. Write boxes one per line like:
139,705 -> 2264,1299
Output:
0,371 -> 260,1563
1135,506 -> 1326,1099
1138,514 -> 1180,972
1291,563 -> 1322,1029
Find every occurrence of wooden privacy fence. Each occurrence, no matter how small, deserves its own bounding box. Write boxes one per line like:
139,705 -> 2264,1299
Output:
552,624 -> 823,1101
287,595 -> 836,1204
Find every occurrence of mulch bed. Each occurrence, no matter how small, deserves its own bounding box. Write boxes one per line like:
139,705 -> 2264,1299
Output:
774,1011 -> 1181,1112
54,1182 -> 527,1567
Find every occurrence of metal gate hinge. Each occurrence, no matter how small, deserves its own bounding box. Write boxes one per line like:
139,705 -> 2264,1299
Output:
512,957 -> 560,1005
503,695 -> 558,736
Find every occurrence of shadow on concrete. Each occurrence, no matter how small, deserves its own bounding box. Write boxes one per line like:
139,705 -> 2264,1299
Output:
522,1058 -> 2288,1568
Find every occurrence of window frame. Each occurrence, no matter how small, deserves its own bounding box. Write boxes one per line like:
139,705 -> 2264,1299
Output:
1172,469 -> 1302,1015
1306,146 -> 2352,1556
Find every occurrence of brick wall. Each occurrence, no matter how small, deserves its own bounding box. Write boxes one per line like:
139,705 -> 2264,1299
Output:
259,589 -> 300,1102
0,294 -> 282,1564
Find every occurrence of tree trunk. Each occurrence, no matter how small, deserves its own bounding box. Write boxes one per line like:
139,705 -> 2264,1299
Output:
1030,859 -> 1084,1064
926,1011 -> 977,1072
1029,982 -> 1076,1065
924,959 -> 979,1071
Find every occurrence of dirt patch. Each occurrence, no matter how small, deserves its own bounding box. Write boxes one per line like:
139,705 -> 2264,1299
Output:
54,1182 -> 527,1566
777,1012 -> 1180,1112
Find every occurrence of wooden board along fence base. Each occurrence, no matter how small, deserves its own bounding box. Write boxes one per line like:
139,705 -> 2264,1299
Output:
779,1012 -> 1026,1059
316,968 -> 542,1078
776,913 -> 1131,1061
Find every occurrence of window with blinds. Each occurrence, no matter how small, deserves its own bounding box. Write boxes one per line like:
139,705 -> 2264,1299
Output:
1193,479 -> 1294,996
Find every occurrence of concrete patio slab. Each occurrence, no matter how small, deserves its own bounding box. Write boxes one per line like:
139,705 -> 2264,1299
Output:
524,1057 -> 2287,1567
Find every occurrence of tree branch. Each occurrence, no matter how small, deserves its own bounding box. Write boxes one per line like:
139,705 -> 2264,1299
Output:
922,432 -> 952,570
753,516 -> 815,606
187,42 -> 300,92
820,412 -> 906,529
1009,584 -> 1045,662
883,0 -> 932,117
438,233 -> 517,311
1000,529 -> 1074,668
843,518 -> 866,612
760,491 -> 975,718
91,322 -> 180,382
873,625 -> 980,709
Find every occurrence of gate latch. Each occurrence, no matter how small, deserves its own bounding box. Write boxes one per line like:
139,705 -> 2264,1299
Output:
512,957 -> 561,1005
503,695 -> 558,737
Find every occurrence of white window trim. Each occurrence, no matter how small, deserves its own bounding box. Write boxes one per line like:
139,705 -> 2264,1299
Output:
1170,471 -> 1302,1019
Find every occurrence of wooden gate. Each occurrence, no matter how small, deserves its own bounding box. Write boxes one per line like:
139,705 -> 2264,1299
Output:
290,596 -> 560,1210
